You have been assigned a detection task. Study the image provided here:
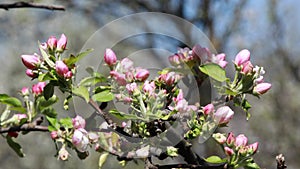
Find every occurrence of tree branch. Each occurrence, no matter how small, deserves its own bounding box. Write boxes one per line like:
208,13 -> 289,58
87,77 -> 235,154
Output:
0,116 -> 48,133
0,1 -> 65,11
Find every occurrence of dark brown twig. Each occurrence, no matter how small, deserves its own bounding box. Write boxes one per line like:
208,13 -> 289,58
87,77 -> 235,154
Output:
0,1 -> 65,11
0,116 -> 48,133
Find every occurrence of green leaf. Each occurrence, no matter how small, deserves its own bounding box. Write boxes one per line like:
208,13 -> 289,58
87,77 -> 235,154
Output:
39,43 -> 55,67
59,117 -> 73,129
38,95 -> 59,108
38,72 -> 56,82
64,49 -> 94,66
92,90 -> 114,102
72,86 -> 90,102
0,94 -> 22,107
43,83 -> 55,100
199,63 -> 227,82
109,109 -> 142,120
6,136 -> 25,157
46,116 -> 59,130
205,155 -> 226,164
1,105 -> 11,122
79,76 -> 106,87
245,162 -> 260,169
99,152 -> 109,169
40,107 -> 57,118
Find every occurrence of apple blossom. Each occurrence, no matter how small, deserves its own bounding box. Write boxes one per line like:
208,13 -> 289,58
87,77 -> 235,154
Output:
227,132 -> 235,146
120,58 -> 134,72
57,34 -> 67,52
72,115 -> 86,129
21,87 -> 29,96
248,142 -> 259,154
104,48 -> 117,66
72,128 -> 89,152
21,54 -> 40,69
47,36 -> 57,50
253,82 -> 272,95
25,69 -> 37,78
203,103 -> 214,115
56,61 -> 71,78
214,106 -> 234,124
50,131 -> 58,140
135,68 -> 149,81
241,61 -> 253,74
32,82 -> 46,95
235,134 -> 248,147
110,70 -> 127,85
234,49 -> 250,66
224,147 -> 234,156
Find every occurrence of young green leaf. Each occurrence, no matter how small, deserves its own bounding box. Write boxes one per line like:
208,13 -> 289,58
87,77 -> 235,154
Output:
92,90 -> 114,102
199,63 -> 227,82
6,136 -> 25,157
205,155 -> 226,164
72,86 -> 90,102
59,117 -> 73,129
64,48 -> 94,66
98,152 -> 109,169
0,94 -> 22,107
43,83 -> 55,100
39,43 -> 55,67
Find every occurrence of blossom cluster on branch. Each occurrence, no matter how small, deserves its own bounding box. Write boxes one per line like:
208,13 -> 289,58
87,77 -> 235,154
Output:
0,34 -> 271,169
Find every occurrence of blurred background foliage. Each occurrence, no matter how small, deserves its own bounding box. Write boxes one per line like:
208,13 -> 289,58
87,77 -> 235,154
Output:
0,0 -> 299,168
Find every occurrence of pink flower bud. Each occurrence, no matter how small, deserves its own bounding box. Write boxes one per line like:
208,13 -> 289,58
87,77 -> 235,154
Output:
235,134 -> 248,147
224,147 -> 234,156
253,83 -> 271,95
212,53 -> 228,68
21,87 -> 29,96
214,106 -> 234,124
25,69 -> 37,78
72,115 -> 86,129
21,54 -> 41,69
235,49 -> 250,66
50,131 -> 58,139
57,34 -> 67,52
248,142 -> 259,154
72,128 -> 89,152
120,58 -> 134,72
241,61 -> 253,74
32,82 -> 46,95
168,54 -> 181,66
110,71 -> 127,86
58,147 -> 69,161
135,68 -> 149,81
47,36 -> 57,50
175,99 -> 189,113
126,82 -> 138,94
192,44 -> 211,61
104,48 -> 117,66
143,81 -> 155,94
226,132 -> 235,146
203,103 -> 214,115
173,89 -> 184,102
56,61 -> 72,78
159,72 -> 177,86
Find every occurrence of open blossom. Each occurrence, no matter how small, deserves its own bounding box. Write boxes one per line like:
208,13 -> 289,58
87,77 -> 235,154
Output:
32,82 -> 46,95
104,48 -> 117,66
253,83 -> 272,95
214,106 -> 234,124
72,128 -> 89,152
203,103 -> 214,115
57,34 -> 67,52
47,36 -> 57,50
72,115 -> 86,129
234,49 -> 250,66
135,68 -> 149,81
21,54 -> 41,69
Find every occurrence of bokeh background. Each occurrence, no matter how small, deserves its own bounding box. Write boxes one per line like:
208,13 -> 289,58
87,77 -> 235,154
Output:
0,0 -> 299,168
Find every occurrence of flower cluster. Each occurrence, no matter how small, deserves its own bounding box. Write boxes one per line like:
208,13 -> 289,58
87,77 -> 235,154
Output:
213,132 -> 259,168
21,34 -> 73,80
169,44 -> 228,68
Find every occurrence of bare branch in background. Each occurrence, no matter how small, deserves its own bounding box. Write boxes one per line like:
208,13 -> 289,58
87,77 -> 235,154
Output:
0,1 -> 65,11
